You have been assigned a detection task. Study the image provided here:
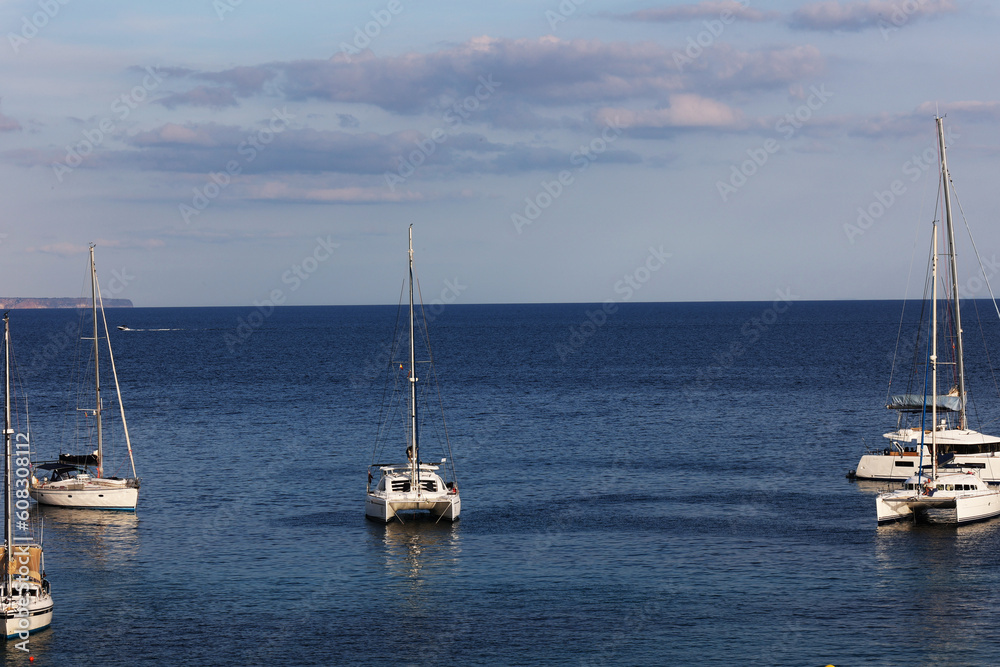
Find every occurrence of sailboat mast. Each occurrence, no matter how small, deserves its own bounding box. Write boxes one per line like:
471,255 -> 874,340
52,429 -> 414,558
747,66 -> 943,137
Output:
937,117 -> 967,429
408,226 -> 419,493
3,314 -> 12,598
932,225 -> 939,481
91,244 -> 103,478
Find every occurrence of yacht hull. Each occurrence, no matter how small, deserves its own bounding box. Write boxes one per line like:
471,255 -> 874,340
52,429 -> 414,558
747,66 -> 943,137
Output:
856,452 -> 1000,483
4,599 -> 53,640
29,484 -> 138,510
365,494 -> 461,522
877,491 -> 1000,524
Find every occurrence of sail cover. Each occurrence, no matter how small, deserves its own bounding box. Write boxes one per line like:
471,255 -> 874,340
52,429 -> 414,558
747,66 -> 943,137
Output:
887,394 -> 963,412
59,453 -> 99,466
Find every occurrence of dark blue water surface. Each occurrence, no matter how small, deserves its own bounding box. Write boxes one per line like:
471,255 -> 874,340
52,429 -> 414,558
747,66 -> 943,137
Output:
5,300 -> 1000,666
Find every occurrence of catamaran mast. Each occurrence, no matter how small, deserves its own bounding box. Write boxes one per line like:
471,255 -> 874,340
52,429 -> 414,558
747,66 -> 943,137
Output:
408,226 -> 420,495
3,314 -> 12,598
937,117 -> 967,430
91,244 -> 103,478
932,225 -> 939,481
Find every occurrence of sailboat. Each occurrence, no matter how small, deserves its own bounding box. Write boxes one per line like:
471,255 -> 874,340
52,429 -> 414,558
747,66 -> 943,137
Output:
2,313 -> 54,640
30,245 -> 139,510
875,118 -> 1000,524
851,117 -> 1000,483
365,227 -> 461,523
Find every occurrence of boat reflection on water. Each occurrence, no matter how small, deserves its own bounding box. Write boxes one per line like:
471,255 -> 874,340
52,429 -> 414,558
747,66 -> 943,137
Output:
874,517 -> 999,659
36,507 -> 139,565
373,515 -> 462,581
369,516 -> 469,655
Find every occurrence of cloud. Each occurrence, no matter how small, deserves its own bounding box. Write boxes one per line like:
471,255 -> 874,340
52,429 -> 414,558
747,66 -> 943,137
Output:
915,100 -> 1000,121
337,114 -> 359,128
0,99 -> 21,132
614,1 -> 780,23
595,94 -> 743,130
152,66 -> 278,109
131,123 -> 229,147
789,0 -> 956,31
118,125 -> 442,175
243,182 -> 429,203
6,117 -> 571,179
152,36 -> 823,119
704,45 -> 824,90
848,101 -> 1000,137
158,85 -> 239,110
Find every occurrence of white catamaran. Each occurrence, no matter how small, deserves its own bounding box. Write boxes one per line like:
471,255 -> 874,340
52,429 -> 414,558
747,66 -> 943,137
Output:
874,118 -> 1000,524
851,116 -> 1000,484
2,314 -> 54,640
365,227 -> 461,523
30,245 -> 140,510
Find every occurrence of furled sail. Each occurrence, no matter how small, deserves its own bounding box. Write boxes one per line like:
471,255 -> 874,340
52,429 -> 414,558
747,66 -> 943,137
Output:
887,394 -> 963,412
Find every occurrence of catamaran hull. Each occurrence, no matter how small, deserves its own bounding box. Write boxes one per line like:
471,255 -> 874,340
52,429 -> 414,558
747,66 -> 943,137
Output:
877,493 -> 1000,524
29,486 -> 138,510
856,452 -> 1000,483
4,601 -> 53,640
365,495 -> 461,522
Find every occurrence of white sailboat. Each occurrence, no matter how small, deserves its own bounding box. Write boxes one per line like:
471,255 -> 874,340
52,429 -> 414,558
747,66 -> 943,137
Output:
875,119 -> 1000,524
2,313 -> 54,640
30,245 -> 139,510
365,227 -> 461,523
852,117 -> 1000,483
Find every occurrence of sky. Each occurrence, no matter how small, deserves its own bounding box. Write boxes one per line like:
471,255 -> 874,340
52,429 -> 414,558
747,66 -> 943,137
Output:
1,0 -> 999,307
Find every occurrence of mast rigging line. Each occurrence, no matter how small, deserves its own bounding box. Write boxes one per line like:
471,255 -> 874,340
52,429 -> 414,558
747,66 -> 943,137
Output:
414,277 -> 459,486
372,279 -> 407,466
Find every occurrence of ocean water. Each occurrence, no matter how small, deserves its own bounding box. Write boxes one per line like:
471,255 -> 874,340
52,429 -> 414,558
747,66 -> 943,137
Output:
5,301 -> 1000,666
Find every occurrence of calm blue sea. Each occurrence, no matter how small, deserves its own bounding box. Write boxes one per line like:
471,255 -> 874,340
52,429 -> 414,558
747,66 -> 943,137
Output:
5,301 -> 1000,666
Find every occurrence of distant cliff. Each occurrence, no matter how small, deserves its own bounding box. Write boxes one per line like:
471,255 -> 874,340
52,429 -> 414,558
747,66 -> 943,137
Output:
0,297 -> 134,309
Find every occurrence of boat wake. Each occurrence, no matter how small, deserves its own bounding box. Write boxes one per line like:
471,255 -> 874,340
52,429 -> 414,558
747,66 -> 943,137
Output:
117,326 -> 183,331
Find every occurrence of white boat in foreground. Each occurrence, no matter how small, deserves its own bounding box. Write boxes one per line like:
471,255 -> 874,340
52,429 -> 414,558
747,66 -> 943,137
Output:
30,245 -> 139,510
366,463 -> 461,523
875,119 -> 1000,524
365,227 -> 461,523
853,115 -> 1000,484
877,471 -> 1000,524
2,314 -> 53,641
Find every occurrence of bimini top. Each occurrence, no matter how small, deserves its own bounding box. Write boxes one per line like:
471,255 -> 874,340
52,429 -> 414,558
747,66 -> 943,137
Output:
887,394 -> 963,412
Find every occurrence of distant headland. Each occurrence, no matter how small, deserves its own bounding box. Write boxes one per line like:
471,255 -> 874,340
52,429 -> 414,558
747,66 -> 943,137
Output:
0,297 -> 134,309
